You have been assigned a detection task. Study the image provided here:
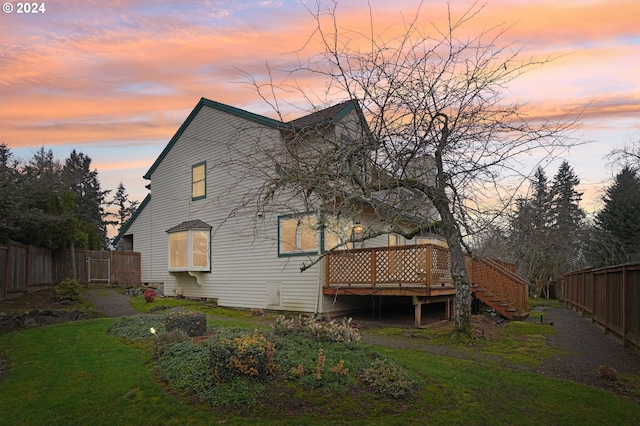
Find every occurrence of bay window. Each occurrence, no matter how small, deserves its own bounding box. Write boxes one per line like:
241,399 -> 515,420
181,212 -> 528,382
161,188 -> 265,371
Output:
167,220 -> 211,271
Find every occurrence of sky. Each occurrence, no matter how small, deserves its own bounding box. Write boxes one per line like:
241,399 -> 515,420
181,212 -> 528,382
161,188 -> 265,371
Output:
2,0 -> 639,231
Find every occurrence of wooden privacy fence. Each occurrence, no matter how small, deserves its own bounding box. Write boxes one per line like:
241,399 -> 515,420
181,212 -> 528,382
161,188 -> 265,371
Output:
1,240 -> 141,300
558,264 -> 640,351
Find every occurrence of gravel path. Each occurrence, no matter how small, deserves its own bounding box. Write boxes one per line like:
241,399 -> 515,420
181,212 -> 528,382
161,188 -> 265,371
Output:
84,288 -> 138,317
361,304 -> 640,402
528,306 -> 640,393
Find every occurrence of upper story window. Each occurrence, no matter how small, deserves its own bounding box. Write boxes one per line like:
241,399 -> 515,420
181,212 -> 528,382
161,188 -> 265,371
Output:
192,162 -> 206,200
167,220 -> 211,272
278,214 -> 318,256
322,216 -> 355,251
278,213 -> 360,257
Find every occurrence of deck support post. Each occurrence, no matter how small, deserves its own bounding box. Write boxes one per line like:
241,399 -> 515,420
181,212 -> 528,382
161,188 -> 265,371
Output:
413,296 -> 422,327
445,298 -> 453,320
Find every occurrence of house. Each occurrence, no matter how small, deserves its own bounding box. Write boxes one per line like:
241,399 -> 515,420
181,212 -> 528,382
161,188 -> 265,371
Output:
114,97 -> 529,322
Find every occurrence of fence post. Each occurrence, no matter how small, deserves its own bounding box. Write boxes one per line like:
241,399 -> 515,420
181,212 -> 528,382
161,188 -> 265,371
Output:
622,265 -> 627,347
604,269 -> 609,335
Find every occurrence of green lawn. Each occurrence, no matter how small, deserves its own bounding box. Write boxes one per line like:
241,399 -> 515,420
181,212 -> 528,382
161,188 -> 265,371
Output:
0,309 -> 639,425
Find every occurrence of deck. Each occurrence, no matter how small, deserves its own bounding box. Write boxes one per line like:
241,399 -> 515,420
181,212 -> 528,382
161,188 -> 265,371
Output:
323,244 -> 529,324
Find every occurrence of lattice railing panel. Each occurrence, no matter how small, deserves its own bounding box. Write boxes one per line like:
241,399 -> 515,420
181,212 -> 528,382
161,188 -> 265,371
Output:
431,246 -> 452,285
326,245 -> 442,287
327,250 -> 372,285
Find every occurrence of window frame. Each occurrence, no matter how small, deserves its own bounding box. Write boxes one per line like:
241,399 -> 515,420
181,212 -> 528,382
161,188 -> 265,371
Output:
278,213 -> 319,257
167,228 -> 211,272
191,161 -> 207,201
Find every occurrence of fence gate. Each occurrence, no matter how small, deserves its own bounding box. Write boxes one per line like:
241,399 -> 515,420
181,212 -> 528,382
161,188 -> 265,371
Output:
87,256 -> 110,283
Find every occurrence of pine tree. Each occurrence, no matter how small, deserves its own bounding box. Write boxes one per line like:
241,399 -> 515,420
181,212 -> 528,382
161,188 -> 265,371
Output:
509,167 -> 555,297
595,166 -> 640,264
0,144 -> 20,242
110,182 -> 139,232
19,147 -> 72,249
549,161 -> 586,272
63,150 -> 110,249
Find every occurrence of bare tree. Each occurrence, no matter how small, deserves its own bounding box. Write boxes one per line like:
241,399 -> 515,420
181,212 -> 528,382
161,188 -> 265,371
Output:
607,132 -> 640,168
237,1 -> 580,332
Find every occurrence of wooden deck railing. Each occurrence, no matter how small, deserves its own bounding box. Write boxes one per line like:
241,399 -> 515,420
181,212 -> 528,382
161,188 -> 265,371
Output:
325,244 -> 452,288
466,257 -> 529,319
325,244 -> 529,320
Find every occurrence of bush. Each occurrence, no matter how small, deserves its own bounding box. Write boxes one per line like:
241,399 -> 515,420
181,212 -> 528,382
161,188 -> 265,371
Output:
153,329 -> 189,359
156,341 -> 212,400
361,358 -> 419,399
107,315 -> 165,340
207,377 -> 264,409
53,278 -> 80,302
143,289 -> 156,302
164,310 -> 207,337
209,329 -> 277,383
273,315 -> 361,345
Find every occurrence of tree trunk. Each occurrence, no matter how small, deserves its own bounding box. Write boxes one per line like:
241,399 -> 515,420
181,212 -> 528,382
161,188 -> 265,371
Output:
69,240 -> 77,280
449,232 -> 472,332
429,189 -> 472,332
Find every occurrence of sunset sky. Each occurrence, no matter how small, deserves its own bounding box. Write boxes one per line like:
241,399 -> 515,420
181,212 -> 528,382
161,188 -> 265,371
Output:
2,0 -> 639,227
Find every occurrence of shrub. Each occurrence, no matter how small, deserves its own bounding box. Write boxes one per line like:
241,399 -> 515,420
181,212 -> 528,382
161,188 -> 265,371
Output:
107,315 -> 165,340
209,329 -> 277,383
53,278 -> 80,302
153,329 -> 189,359
156,341 -> 212,400
164,310 -> 207,337
272,315 -> 361,344
207,377 -> 264,409
361,358 -> 419,399
143,289 -> 156,302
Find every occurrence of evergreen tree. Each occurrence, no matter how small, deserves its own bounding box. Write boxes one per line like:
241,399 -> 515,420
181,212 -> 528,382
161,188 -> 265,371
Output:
595,166 -> 640,265
63,150 -> 110,249
549,161 -> 587,272
110,182 -> 139,232
0,144 -> 21,242
509,167 -> 556,297
19,147 -> 72,249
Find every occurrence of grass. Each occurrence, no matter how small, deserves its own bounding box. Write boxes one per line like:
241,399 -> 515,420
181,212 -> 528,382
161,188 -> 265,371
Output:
129,294 -> 279,328
1,293 -> 639,425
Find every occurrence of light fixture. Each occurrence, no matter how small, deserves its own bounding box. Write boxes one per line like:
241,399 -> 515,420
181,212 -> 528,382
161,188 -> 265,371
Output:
353,224 -> 363,234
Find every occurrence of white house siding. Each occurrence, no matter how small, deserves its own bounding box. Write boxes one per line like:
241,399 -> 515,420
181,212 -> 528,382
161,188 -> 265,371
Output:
128,104 -> 323,313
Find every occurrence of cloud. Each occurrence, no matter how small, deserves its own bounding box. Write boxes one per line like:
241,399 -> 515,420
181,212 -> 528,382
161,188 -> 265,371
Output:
1,0 -> 638,211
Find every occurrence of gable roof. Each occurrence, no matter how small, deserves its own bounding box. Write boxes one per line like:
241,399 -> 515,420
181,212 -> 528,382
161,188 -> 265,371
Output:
287,100 -> 356,129
113,98 -> 373,247
143,98 -> 285,180
144,98 -> 365,180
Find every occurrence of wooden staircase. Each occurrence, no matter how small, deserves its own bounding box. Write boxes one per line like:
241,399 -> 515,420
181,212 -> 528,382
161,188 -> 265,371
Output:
466,257 -> 530,320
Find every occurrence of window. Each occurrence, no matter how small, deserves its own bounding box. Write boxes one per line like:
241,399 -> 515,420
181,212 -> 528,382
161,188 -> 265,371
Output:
167,220 -> 211,271
388,234 -> 401,277
192,162 -> 206,200
322,216 -> 355,251
278,214 -> 318,256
